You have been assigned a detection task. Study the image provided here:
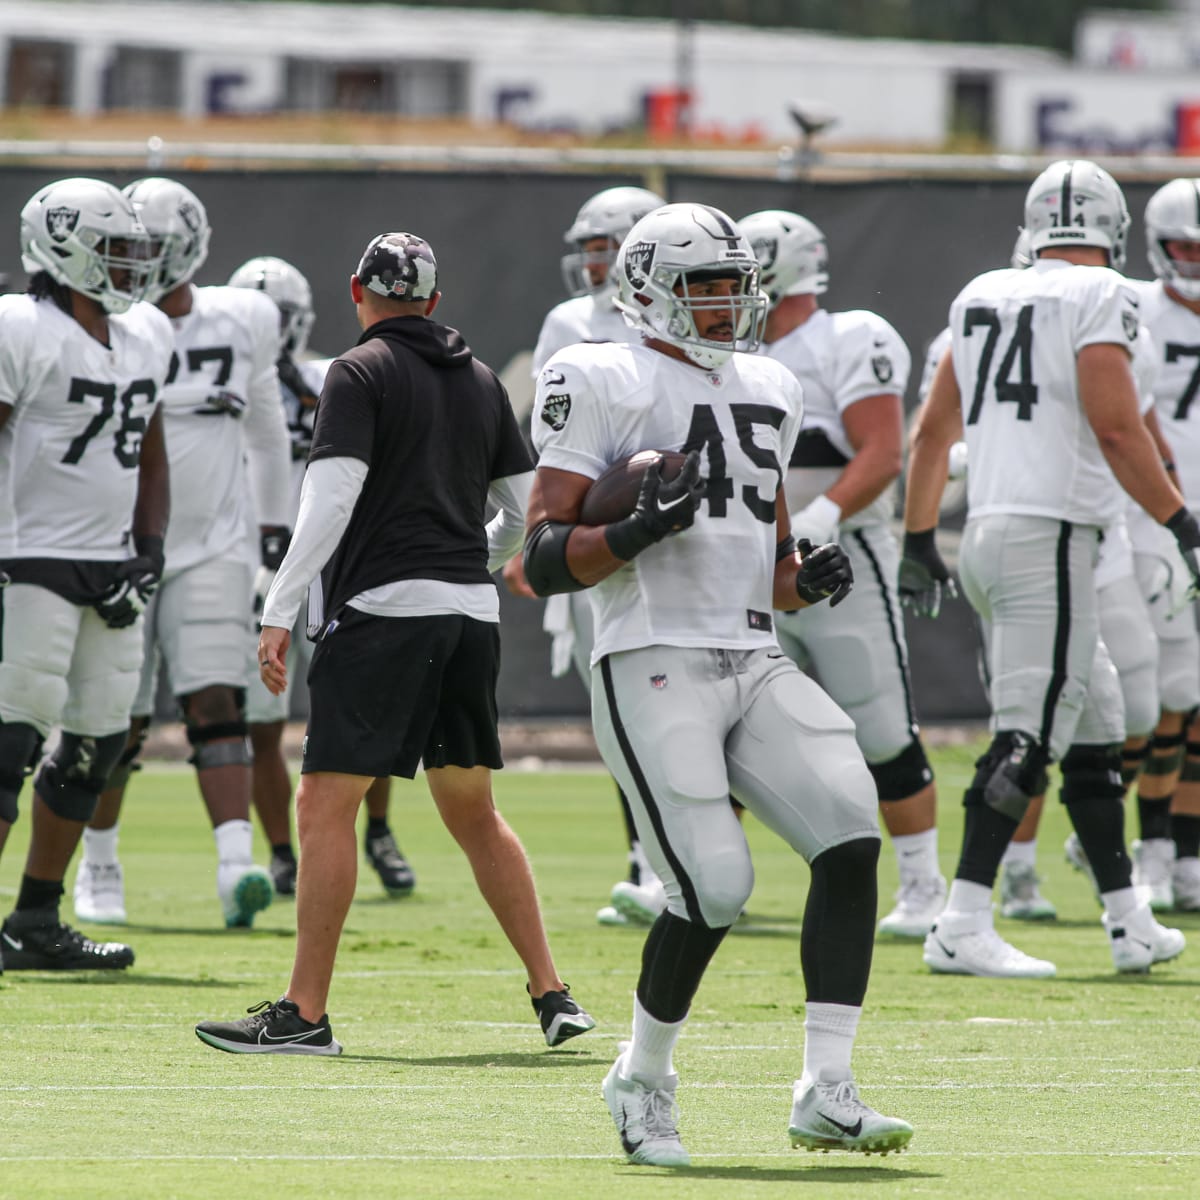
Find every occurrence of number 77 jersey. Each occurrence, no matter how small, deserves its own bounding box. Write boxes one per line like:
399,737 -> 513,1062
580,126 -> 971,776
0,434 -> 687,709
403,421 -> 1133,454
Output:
949,257 -> 1140,526
0,293 -> 173,561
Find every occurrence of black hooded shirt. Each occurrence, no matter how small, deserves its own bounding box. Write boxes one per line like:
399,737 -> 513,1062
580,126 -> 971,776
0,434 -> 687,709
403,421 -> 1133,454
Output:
309,316 -> 532,618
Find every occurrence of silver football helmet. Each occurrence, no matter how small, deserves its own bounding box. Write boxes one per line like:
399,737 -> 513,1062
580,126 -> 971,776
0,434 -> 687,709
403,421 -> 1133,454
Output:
1145,178 -> 1200,301
1022,159 -> 1129,271
19,177 -> 159,314
228,255 -> 315,356
561,185 -> 666,298
123,177 -> 211,302
738,209 -> 829,304
614,202 -> 767,370
1010,227 -> 1034,269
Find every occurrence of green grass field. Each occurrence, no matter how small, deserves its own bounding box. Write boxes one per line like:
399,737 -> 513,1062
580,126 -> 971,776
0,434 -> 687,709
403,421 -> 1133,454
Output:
2,741 -> 1199,1200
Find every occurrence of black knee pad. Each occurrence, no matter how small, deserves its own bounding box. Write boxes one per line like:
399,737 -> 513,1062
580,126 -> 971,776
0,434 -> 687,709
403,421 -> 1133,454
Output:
1059,743 -> 1125,806
105,722 -> 149,792
1182,742 -> 1200,784
186,720 -> 252,770
870,738 -> 934,803
0,719 -> 44,824
964,731 -> 1049,822
35,730 -> 128,822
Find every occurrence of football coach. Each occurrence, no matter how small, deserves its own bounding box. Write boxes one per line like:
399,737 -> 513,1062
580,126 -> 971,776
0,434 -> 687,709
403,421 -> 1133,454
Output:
195,232 -> 595,1055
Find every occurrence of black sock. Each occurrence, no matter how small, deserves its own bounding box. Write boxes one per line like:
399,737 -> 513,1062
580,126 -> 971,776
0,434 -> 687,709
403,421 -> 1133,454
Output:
1136,795 -> 1172,842
802,838 -> 879,1006
366,817 -> 390,841
271,842 -> 296,863
1065,800 -> 1132,893
636,911 -> 729,1023
1172,813 -> 1200,859
955,797 -> 1019,887
15,875 -> 64,914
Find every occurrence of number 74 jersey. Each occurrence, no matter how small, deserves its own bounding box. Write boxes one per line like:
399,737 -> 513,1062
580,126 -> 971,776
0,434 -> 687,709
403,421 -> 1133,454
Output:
949,257 -> 1140,526
0,294 -> 173,561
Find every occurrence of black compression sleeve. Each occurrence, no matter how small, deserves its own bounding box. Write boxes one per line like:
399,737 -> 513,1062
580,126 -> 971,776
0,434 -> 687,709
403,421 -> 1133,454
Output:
523,519 -> 588,597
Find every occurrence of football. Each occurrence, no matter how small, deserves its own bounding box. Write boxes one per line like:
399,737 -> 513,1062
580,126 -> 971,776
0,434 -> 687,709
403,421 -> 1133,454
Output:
579,449 -> 689,526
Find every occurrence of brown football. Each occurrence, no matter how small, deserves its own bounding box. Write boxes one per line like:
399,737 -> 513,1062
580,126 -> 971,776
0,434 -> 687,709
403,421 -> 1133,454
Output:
579,450 -> 689,526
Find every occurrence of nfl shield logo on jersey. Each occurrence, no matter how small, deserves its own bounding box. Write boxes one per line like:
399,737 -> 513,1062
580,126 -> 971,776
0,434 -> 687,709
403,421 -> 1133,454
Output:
650,673 -> 668,689
541,393 -> 572,431
46,206 -> 79,242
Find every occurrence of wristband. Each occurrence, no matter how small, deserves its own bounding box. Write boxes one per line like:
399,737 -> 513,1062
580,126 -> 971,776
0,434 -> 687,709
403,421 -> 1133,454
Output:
790,493 -> 842,542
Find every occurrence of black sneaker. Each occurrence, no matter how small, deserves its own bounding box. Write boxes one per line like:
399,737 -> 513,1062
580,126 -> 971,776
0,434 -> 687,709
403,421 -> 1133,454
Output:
1,912 -> 134,970
270,852 -> 297,897
195,997 -> 343,1055
365,832 -> 415,897
529,984 -> 596,1047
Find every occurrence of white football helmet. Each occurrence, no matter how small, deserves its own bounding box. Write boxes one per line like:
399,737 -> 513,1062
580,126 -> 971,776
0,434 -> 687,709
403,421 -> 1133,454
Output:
1010,227 -> 1034,269
123,177 -> 211,302
1022,159 -> 1129,270
614,202 -> 768,370
560,185 -> 665,298
228,256 -> 315,356
1145,178 -> 1200,301
738,209 -> 829,304
20,177 -> 159,314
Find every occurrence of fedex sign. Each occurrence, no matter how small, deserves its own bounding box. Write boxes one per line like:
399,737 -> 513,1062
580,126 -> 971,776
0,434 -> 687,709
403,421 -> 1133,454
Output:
1035,96 -> 1200,155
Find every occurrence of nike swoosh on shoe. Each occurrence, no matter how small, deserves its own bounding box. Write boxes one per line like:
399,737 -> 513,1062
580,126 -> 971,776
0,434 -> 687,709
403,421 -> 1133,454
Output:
260,1027 -> 325,1044
818,1112 -> 863,1137
2,932 -> 22,951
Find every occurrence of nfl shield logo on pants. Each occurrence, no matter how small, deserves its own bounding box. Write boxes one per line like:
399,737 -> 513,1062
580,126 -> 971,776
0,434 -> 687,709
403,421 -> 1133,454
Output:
650,674 -> 668,689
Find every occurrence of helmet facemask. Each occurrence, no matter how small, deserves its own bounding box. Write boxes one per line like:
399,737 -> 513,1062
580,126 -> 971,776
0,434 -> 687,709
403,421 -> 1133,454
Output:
1146,179 -> 1200,301
560,236 -> 621,298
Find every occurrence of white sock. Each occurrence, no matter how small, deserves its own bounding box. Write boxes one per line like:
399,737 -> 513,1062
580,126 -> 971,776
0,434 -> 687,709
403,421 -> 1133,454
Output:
82,825 -> 120,867
801,1002 -> 861,1086
625,995 -> 684,1083
213,819 -> 253,867
1101,885 -> 1139,921
891,828 -> 938,883
1002,839 -> 1037,869
946,878 -> 993,914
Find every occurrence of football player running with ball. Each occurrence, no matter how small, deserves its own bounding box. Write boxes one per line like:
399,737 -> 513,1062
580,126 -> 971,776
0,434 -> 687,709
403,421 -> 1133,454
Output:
525,202 -> 913,1165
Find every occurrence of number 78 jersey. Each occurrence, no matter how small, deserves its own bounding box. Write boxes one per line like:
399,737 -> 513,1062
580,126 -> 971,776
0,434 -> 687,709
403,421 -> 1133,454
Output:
533,341 -> 804,663
950,258 -> 1140,526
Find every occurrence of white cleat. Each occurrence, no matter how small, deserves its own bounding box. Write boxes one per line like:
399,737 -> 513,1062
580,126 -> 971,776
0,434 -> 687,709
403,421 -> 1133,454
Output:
878,874 -> 947,937
611,877 -> 667,925
596,904 -> 631,926
218,864 -> 275,929
1171,857 -> 1200,912
1103,903 -> 1186,973
788,1078 -> 913,1155
1064,833 -> 1101,904
923,908 -> 1056,978
998,861 -> 1057,921
601,1045 -> 690,1167
1131,839 -> 1175,912
72,861 -> 127,925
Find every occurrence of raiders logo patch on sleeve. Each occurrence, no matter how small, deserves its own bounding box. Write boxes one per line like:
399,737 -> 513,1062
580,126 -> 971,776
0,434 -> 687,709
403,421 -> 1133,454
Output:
1121,309 -> 1139,342
541,393 -> 572,431
871,354 -> 894,384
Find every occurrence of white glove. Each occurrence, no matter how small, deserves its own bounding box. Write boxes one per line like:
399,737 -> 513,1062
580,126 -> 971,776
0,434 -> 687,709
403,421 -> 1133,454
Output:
790,494 -> 842,547
947,441 -> 969,480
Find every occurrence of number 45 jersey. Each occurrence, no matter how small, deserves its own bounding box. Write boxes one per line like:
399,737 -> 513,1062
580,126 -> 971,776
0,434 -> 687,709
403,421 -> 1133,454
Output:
950,258 -> 1140,526
0,293 -> 173,561
533,340 -> 804,664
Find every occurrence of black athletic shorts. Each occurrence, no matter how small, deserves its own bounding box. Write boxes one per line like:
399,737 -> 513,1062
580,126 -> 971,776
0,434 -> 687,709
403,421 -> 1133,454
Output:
301,607 -> 503,779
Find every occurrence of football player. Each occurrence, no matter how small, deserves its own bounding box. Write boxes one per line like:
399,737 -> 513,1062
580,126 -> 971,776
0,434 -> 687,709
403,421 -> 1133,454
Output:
903,159 -> 1195,977
509,184 -> 669,927
228,255 -> 414,900
741,208 -> 945,939
0,177 -> 172,969
526,202 -> 912,1163
73,179 -> 290,929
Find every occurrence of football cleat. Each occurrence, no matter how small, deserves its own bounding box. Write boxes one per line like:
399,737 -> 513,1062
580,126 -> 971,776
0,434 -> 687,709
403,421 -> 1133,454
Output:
73,860 -> 128,925
218,864 -> 275,928
1103,904 -> 1185,973
789,1078 -> 913,1155
1064,833 -> 1102,904
878,874 -> 946,937
1131,839 -> 1175,912
596,904 -> 631,926
1172,857 -> 1200,912
602,1045 -> 690,1167
1,912 -> 134,970
529,984 -> 596,1047
195,997 -> 342,1055
998,861 -> 1057,921
923,909 -> 1056,978
269,851 -> 297,897
365,832 -> 415,897
611,877 -> 667,925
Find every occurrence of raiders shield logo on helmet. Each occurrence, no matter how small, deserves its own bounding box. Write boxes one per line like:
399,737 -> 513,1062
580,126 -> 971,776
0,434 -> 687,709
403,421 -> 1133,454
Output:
624,240 -> 655,289
1121,308 -> 1138,342
46,206 -> 79,242
872,354 -> 894,384
750,236 -> 778,270
178,200 -> 203,234
541,393 -> 572,431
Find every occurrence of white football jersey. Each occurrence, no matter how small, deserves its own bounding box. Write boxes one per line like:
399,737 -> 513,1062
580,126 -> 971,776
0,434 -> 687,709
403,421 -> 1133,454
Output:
1130,279 -> 1200,508
533,341 -> 804,663
950,259 -> 1139,525
532,292 -> 632,375
0,295 -> 173,560
918,326 -> 952,405
283,356 -> 331,521
764,308 -> 910,530
158,285 -> 291,571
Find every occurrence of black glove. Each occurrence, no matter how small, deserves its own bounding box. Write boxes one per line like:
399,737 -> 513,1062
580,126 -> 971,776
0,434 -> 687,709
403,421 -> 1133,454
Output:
899,528 -> 956,618
95,534 -> 164,629
254,527 -> 292,618
795,539 -> 853,608
605,450 -> 705,562
1166,506 -> 1200,601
